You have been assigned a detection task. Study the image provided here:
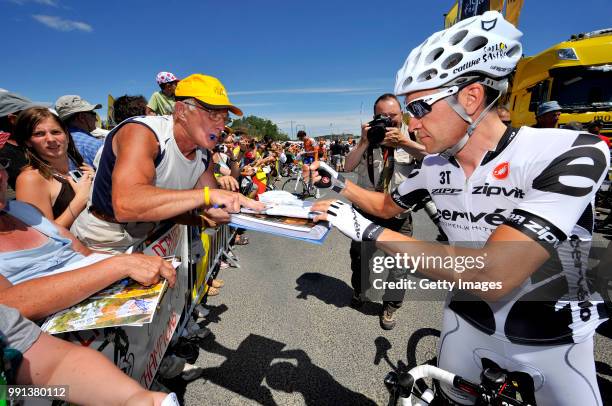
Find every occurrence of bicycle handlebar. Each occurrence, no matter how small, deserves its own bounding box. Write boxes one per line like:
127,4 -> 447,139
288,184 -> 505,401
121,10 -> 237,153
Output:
386,364 -> 535,406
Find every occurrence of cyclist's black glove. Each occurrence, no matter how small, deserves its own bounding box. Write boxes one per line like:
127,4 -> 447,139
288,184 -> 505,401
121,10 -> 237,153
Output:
314,162 -> 346,192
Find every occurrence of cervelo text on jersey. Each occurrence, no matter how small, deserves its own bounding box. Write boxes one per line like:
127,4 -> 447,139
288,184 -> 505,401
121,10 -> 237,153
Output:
391,126 -> 610,344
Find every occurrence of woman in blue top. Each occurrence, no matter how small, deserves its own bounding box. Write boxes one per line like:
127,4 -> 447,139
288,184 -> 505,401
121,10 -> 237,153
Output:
0,134 -> 176,321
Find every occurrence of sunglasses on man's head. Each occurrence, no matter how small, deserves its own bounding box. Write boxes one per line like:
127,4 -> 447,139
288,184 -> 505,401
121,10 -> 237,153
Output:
404,86 -> 460,119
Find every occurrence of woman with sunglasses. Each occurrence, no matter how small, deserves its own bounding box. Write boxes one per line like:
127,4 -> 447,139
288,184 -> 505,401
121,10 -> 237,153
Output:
13,107 -> 94,229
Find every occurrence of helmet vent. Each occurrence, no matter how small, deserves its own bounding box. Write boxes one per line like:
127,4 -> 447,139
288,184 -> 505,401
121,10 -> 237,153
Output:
417,69 -> 438,82
449,30 -> 468,46
464,36 -> 488,52
506,44 -> 521,57
425,48 -> 445,63
439,73 -> 449,79
402,77 -> 413,88
442,53 -> 463,69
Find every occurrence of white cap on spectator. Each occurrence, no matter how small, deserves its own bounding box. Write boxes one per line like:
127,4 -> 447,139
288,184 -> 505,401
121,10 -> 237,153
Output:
55,95 -> 102,121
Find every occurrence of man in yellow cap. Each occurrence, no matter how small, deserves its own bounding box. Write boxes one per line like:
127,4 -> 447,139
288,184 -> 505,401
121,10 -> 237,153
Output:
71,74 -> 263,253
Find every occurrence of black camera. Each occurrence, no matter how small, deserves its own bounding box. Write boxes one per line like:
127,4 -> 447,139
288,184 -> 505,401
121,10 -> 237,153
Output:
367,114 -> 393,147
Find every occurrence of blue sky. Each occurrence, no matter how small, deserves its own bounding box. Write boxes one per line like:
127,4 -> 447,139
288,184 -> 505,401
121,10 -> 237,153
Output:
2,0 -> 611,138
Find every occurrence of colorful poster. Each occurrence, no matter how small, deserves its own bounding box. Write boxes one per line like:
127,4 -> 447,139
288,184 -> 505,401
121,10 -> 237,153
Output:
41,279 -> 167,334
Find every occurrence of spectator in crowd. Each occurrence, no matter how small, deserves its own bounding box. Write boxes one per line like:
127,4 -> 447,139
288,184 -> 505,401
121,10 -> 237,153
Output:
146,71 -> 179,116
297,130 -> 316,164
0,91 -> 48,193
316,138 -> 327,162
14,107 -> 94,229
587,119 -> 610,148
0,131 -> 176,320
330,139 -> 344,172
343,93 -> 426,330
55,95 -> 104,168
113,94 -> 148,124
534,100 -> 562,128
0,304 -> 175,405
562,121 -> 584,131
71,73 -> 263,253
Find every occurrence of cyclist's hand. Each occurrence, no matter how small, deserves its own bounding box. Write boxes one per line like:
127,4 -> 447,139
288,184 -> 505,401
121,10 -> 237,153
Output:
312,200 -> 384,242
217,175 -> 239,192
305,161 -> 346,192
112,253 -> 177,288
311,199 -> 337,211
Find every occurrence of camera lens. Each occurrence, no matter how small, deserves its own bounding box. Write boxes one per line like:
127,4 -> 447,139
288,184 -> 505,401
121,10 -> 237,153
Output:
367,125 -> 386,146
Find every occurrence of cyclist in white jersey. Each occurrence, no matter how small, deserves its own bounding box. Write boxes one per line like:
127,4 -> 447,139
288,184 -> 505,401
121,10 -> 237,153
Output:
309,11 -> 610,405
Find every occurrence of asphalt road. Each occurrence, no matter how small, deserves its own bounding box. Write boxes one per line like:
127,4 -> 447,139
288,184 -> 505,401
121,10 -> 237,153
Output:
180,173 -> 612,406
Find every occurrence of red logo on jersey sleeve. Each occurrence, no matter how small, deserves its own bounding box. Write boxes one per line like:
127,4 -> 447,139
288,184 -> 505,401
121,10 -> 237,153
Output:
493,162 -> 509,179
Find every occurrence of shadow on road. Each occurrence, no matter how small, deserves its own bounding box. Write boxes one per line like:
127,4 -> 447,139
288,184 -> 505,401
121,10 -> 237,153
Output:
186,332 -> 376,406
295,272 -> 382,316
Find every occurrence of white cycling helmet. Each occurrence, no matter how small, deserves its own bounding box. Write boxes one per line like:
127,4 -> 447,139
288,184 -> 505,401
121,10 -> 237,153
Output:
394,11 -> 522,158
395,11 -> 522,96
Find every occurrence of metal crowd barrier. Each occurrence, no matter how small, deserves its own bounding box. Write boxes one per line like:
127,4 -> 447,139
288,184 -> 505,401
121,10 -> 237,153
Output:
62,222 -> 237,388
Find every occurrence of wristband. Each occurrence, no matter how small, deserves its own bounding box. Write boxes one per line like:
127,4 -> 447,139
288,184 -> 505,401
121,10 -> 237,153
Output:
203,187 -> 211,206
362,224 -> 384,242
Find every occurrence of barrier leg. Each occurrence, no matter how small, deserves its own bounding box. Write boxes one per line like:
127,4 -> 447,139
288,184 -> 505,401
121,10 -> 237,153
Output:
223,246 -> 241,268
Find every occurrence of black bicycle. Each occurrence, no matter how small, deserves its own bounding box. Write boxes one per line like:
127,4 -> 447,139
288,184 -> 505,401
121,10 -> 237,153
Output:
380,329 -> 537,406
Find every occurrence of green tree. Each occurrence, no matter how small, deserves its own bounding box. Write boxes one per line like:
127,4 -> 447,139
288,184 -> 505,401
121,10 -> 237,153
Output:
230,115 -> 288,141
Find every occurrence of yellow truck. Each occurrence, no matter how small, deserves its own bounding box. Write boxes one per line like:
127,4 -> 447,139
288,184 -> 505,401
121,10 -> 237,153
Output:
507,28 -> 612,135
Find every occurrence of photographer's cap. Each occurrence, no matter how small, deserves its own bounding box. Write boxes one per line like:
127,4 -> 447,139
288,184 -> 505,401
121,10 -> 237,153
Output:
55,95 -> 102,121
536,101 -> 562,117
175,74 -> 243,116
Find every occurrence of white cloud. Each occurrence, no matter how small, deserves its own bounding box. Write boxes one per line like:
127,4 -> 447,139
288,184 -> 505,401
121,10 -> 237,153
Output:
32,14 -> 92,32
10,0 -> 59,6
230,87 -> 383,96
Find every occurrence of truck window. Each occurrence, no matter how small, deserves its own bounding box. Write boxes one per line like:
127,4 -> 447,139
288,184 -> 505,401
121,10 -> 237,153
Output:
550,66 -> 612,110
528,81 -> 550,112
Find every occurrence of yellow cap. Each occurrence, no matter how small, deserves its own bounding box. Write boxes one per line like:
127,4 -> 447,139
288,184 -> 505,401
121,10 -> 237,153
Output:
175,74 -> 243,116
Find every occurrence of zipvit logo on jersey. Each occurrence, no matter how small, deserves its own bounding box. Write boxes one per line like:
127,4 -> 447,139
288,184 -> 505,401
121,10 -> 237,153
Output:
508,212 -> 561,248
472,183 -> 525,198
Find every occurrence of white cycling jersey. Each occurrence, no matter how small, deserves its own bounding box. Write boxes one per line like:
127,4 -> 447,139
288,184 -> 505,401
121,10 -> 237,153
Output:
391,126 -> 610,345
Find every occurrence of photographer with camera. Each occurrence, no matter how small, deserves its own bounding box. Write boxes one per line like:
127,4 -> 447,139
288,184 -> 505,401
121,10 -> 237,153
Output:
343,93 -> 425,330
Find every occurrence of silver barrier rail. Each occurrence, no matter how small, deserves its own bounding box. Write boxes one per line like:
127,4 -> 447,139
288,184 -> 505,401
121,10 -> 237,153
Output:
62,222 -> 237,388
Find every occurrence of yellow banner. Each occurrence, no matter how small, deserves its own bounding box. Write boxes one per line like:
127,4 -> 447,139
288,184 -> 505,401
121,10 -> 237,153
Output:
445,1 -> 459,28
505,0 -> 524,27
489,0 -> 504,12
